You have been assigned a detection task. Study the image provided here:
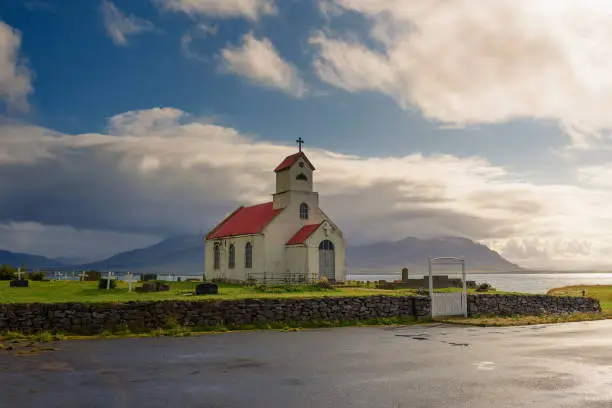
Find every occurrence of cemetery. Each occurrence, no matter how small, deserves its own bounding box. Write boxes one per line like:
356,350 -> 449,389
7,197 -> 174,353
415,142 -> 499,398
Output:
0,263 -> 604,334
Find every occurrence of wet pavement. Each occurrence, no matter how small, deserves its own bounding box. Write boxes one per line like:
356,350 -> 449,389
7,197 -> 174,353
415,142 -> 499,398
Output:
2,320 -> 612,407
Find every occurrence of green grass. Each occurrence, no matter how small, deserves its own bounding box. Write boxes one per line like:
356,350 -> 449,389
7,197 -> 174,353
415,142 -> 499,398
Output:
548,285 -> 612,313
437,312 -> 609,327
0,316 -> 424,345
0,280 -> 429,304
0,280 -> 519,304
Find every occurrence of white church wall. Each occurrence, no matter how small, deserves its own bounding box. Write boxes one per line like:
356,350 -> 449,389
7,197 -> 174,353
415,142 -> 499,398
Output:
264,192 -> 326,277
285,246 -> 308,278
205,235 -> 265,281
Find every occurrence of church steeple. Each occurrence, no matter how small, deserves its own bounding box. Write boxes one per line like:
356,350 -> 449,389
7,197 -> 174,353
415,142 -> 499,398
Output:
272,140 -> 317,209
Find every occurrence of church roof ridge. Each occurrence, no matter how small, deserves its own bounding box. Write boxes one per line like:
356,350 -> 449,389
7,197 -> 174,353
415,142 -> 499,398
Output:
206,201 -> 282,240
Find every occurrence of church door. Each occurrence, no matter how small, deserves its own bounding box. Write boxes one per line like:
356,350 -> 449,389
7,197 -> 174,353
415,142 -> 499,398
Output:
318,240 -> 335,281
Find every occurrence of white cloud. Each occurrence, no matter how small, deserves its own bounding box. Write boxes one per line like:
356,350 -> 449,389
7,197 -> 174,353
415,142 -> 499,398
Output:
0,21 -> 33,112
100,0 -> 156,46
3,107 -> 612,268
576,165 -> 612,189
312,0 -> 612,149
154,0 -> 276,20
108,107 -> 186,135
220,33 -> 307,97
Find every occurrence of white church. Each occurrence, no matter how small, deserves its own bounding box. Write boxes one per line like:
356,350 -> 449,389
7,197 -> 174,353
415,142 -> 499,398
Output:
204,140 -> 346,283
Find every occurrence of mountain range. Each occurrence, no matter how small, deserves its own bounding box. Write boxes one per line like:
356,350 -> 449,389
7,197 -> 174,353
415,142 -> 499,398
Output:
0,235 -> 520,274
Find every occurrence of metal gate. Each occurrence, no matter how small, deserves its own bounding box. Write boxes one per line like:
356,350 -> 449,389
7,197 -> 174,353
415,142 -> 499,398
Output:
429,257 -> 467,317
319,240 -> 335,280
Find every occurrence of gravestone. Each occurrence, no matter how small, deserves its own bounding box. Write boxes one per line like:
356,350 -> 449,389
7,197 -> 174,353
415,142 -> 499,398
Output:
84,271 -> 101,281
401,268 -> 409,282
141,274 -> 157,282
196,283 -> 218,295
136,281 -> 170,293
10,279 -> 29,288
141,282 -> 158,292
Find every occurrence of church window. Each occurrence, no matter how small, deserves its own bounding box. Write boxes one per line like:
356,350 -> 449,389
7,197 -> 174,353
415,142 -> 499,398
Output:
213,243 -> 221,270
296,173 -> 308,181
245,242 -> 253,268
228,244 -> 235,269
300,203 -> 309,220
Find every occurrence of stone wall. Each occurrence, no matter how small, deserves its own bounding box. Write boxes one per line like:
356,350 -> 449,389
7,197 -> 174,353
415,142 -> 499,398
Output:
468,294 -> 601,316
0,296 -> 431,335
0,294 -> 601,334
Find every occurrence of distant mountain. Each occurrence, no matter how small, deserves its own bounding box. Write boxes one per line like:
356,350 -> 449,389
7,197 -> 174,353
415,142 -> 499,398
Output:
0,249 -> 65,269
76,235 -> 204,274
68,234 -> 519,276
347,236 -> 521,273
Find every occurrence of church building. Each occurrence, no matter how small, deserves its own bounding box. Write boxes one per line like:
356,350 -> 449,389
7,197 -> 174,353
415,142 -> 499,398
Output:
204,140 -> 346,283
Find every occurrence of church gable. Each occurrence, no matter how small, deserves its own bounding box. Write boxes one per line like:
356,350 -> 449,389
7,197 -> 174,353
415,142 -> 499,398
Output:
274,151 -> 315,173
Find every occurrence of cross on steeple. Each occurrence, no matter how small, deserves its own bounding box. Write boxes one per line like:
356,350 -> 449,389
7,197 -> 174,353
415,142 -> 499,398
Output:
296,137 -> 304,152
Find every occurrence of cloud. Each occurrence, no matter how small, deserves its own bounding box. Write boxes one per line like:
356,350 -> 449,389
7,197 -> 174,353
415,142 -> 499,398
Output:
311,1 -> 612,149
0,21 -> 33,112
576,165 -> 612,189
100,0 -> 156,46
154,0 -> 276,20
3,107 -> 612,267
220,33 -> 307,97
180,23 -> 217,61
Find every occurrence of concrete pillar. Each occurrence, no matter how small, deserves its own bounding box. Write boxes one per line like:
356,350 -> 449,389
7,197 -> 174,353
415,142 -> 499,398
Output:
401,268 -> 409,282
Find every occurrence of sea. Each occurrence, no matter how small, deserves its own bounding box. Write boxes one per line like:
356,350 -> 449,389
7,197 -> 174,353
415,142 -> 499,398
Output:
42,271 -> 612,294
345,272 -> 612,294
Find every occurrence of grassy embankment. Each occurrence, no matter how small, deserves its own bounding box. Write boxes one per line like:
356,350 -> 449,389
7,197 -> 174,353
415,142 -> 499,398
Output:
0,280 -> 407,303
0,279 -> 488,304
438,284 -> 612,327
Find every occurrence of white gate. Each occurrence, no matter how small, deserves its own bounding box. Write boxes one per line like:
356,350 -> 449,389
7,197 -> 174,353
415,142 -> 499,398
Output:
428,257 -> 467,317
431,292 -> 464,317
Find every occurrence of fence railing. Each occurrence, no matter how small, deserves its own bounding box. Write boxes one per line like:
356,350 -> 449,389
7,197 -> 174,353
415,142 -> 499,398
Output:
211,271 -> 324,286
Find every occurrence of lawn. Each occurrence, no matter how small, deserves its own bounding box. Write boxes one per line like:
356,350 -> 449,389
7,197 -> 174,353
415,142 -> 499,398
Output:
0,280 -> 428,304
548,285 -> 612,313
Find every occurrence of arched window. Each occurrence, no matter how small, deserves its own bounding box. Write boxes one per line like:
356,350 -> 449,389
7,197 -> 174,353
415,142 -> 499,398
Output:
228,244 -> 235,269
245,242 -> 253,268
296,173 -> 308,181
299,203 -> 309,220
319,240 -> 334,251
213,243 -> 221,270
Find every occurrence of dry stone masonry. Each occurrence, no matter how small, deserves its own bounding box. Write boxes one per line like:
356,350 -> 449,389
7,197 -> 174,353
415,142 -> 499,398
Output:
468,294 -> 601,316
0,296 -> 430,335
0,294 -> 600,334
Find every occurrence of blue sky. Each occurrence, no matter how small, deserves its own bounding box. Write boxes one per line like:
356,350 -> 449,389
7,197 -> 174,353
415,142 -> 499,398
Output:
1,0 -> 566,168
1,0 -> 612,269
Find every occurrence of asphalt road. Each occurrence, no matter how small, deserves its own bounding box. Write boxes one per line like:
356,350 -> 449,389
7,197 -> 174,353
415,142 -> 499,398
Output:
2,321 -> 612,408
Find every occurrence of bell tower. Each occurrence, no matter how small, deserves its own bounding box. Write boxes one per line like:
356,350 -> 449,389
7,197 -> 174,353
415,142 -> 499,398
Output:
272,138 -> 317,209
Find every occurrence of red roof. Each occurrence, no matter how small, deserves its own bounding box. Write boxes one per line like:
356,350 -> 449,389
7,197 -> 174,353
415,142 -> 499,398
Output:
274,152 -> 315,172
286,223 -> 322,245
206,202 -> 282,239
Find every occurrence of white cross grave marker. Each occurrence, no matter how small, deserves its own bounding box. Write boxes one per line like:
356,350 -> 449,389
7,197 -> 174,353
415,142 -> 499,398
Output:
106,270 -> 114,290
127,272 -> 133,292
17,267 -> 23,280
78,271 -> 87,281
